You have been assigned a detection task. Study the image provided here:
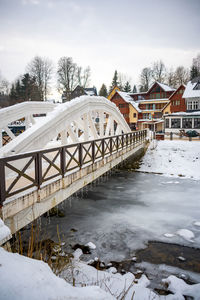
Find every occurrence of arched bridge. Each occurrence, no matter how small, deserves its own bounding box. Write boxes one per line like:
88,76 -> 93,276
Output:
0,96 -> 148,244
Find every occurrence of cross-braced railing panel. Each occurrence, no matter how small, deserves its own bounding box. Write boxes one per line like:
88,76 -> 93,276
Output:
65,145 -> 80,172
0,130 -> 147,205
4,154 -> 36,198
2,136 -> 12,146
41,149 -> 62,183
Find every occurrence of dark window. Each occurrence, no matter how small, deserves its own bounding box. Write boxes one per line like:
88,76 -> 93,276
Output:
171,119 -> 180,128
133,113 -> 136,118
182,118 -> 192,129
194,118 -> 200,129
165,119 -> 169,128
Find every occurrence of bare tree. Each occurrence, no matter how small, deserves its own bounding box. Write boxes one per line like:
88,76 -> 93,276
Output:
27,56 -> 53,101
0,71 -> 10,95
166,68 -> 176,88
152,60 -> 166,83
139,67 -> 152,91
118,72 -> 132,90
77,66 -> 91,88
57,57 -> 78,98
174,66 -> 189,86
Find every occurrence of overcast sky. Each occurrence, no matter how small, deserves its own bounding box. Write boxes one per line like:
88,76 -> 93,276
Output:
0,0 -> 199,99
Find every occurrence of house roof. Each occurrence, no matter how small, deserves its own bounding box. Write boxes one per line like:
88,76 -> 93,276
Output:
117,91 -> 141,112
84,87 -> 97,96
155,82 -> 175,92
183,78 -> 200,98
130,81 -> 175,97
147,81 -> 175,94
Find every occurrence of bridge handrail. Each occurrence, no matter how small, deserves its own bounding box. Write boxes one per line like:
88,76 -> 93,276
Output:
0,130 -> 147,206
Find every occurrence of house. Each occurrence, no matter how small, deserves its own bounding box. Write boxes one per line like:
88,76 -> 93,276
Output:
162,84 -> 186,115
109,90 -> 140,130
130,81 -> 175,131
107,86 -> 120,100
62,85 -> 97,102
163,77 -> 200,134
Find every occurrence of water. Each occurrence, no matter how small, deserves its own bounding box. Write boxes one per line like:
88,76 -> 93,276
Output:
39,171 -> 200,263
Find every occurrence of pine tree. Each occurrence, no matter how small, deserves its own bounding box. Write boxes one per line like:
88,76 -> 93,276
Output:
190,65 -> 199,80
123,81 -> 131,92
132,85 -> 137,93
21,73 -> 41,101
109,70 -> 119,93
99,84 -> 108,97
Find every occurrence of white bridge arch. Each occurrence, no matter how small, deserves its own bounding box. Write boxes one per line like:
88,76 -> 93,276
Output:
0,96 -> 130,156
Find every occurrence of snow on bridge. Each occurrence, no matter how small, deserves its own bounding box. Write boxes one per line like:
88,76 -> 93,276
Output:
0,96 -> 130,157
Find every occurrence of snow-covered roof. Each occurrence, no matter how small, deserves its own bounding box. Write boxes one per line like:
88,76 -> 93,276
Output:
164,111 -> 200,116
156,82 -> 175,92
117,91 -> 141,112
183,79 -> 200,98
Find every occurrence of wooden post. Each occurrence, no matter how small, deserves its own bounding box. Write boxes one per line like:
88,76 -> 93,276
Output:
35,153 -> 42,188
60,147 -> 66,177
0,159 -> 6,207
79,143 -> 83,168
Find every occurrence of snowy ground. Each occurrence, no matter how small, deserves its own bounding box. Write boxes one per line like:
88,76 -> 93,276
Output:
1,139 -> 200,299
139,140 -> 200,180
1,247 -> 200,300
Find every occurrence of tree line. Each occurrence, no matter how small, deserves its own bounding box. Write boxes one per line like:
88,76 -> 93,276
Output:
0,56 -> 91,107
99,53 -> 200,97
0,53 -> 200,107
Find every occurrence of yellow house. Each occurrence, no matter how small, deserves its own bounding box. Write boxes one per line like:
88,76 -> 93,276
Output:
162,101 -> 171,115
129,103 -> 139,129
107,86 -> 120,100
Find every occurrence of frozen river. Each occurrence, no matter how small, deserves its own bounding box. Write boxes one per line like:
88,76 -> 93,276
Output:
40,170 -> 200,263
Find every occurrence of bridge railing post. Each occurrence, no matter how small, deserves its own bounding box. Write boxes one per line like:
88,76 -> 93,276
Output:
116,135 -> 119,151
35,152 -> 42,188
0,159 -> 6,207
102,138 -> 105,157
109,137 -> 113,154
79,143 -> 83,168
92,141 -> 95,162
122,134 -> 124,149
60,146 -> 66,177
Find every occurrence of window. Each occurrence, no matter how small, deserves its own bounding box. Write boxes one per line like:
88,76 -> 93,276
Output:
194,118 -> 200,128
182,118 -> 192,128
143,113 -> 151,119
165,118 -> 169,128
133,113 -> 137,118
194,82 -> 200,90
171,118 -> 180,128
187,100 -> 199,110
193,101 -> 199,110
187,101 -> 193,110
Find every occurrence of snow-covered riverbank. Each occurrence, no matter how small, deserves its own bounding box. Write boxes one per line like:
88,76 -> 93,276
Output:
1,247 -> 200,300
139,140 -> 200,180
1,139 -> 200,299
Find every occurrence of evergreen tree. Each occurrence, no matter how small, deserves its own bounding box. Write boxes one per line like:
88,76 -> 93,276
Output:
123,81 -> 131,92
132,85 -> 137,93
21,73 -> 41,101
190,65 -> 199,80
109,70 -> 119,93
99,84 -> 108,97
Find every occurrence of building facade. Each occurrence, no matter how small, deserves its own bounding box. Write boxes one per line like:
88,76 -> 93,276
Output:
163,77 -> 200,134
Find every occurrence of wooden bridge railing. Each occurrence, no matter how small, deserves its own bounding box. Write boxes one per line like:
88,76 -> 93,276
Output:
0,130 -> 147,206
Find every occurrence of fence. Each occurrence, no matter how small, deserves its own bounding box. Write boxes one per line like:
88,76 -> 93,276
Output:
0,130 -> 147,206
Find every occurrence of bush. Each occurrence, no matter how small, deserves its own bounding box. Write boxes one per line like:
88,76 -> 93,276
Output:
186,130 -> 199,137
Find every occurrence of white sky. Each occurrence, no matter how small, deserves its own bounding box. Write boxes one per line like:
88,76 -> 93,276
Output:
0,0 -> 199,100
